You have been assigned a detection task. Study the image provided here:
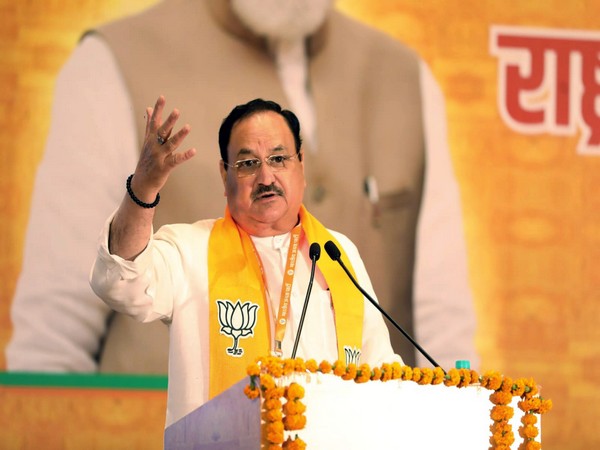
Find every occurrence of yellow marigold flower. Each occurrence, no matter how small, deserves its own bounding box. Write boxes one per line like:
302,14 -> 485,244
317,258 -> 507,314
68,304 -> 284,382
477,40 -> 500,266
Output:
490,405 -> 514,422
244,384 -> 260,400
319,360 -> 332,374
306,359 -> 318,373
401,366 -> 412,381
490,391 -> 513,406
283,413 -> 307,430
457,368 -> 471,387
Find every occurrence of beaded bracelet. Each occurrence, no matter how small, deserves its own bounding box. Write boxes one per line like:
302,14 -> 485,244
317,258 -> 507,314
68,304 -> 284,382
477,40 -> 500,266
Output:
126,174 -> 160,208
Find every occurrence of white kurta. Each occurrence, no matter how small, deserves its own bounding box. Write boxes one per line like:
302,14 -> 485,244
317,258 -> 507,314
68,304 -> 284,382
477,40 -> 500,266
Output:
89,213 -> 401,426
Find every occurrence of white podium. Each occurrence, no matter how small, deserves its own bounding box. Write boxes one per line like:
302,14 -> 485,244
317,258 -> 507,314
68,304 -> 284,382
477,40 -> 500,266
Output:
164,373 -> 538,449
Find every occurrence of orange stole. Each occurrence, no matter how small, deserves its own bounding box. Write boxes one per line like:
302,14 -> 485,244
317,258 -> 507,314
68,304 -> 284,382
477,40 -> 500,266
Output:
208,206 -> 364,399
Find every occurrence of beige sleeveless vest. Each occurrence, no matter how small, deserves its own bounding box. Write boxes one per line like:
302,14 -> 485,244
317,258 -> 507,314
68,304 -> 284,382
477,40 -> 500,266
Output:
92,0 -> 424,371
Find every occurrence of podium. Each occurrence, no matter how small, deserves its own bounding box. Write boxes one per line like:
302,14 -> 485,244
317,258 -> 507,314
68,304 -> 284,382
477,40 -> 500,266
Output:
164,372 -> 540,449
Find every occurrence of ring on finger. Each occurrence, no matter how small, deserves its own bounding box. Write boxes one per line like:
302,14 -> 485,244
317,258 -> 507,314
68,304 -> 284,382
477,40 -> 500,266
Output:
157,134 -> 167,145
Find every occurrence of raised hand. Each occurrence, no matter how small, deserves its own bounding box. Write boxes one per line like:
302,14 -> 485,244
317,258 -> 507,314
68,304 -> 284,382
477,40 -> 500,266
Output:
131,95 -> 197,201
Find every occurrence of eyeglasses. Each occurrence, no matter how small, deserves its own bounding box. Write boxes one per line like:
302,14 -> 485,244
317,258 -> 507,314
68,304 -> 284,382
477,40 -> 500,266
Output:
224,153 -> 300,178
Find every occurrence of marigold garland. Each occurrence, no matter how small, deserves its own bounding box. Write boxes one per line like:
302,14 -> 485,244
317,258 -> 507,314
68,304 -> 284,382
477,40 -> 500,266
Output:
244,356 -> 552,449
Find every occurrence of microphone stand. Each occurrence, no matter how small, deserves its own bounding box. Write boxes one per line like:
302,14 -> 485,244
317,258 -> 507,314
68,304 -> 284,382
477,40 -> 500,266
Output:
324,241 -> 443,370
291,243 -> 320,359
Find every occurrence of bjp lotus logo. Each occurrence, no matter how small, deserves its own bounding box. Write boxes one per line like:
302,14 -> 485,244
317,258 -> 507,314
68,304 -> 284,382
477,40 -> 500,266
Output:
216,299 -> 259,357
344,346 -> 362,366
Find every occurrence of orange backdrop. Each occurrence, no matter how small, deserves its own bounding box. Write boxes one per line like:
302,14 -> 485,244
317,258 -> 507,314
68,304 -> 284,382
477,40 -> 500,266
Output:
2,1 -> 599,449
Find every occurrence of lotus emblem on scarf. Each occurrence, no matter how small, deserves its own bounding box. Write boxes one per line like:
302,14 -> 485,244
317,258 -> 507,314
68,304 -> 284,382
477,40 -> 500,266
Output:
344,346 -> 362,366
216,299 -> 259,357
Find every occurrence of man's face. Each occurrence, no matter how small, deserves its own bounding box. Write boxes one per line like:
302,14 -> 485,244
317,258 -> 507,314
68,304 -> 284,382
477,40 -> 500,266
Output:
220,111 -> 305,236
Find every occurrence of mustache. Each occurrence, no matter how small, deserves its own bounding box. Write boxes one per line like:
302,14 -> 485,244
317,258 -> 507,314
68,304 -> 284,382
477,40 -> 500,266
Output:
252,183 -> 284,200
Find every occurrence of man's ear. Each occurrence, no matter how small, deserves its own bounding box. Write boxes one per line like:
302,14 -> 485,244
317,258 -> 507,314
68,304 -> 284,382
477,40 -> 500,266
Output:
219,160 -> 228,196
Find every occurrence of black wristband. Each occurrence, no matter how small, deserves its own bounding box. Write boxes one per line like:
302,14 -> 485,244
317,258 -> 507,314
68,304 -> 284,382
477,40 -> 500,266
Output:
126,174 -> 160,208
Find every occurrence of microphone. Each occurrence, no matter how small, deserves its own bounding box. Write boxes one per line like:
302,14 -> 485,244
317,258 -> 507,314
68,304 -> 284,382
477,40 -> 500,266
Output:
291,242 -> 321,359
324,240 -> 442,369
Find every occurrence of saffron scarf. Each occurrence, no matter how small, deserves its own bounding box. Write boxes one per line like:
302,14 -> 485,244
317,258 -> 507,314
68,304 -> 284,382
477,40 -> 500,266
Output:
208,205 -> 364,398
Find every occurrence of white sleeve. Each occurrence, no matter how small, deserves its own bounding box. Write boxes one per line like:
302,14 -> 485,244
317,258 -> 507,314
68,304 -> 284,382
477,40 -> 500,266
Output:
413,61 -> 479,370
6,35 -> 139,372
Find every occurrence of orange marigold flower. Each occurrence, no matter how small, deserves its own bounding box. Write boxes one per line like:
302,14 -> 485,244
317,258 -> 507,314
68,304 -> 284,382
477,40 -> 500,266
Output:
481,371 -> 503,391
333,360 -> 346,377
283,400 -> 307,415
391,362 -> 403,379
521,440 -> 542,450
490,405 -> 514,422
264,398 -> 283,411
264,386 -> 285,400
294,358 -> 306,372
247,363 -> 261,377
538,398 -> 553,414
285,383 -> 305,401
518,424 -> 539,439
522,378 -> 539,398
342,363 -> 357,381
444,368 -> 460,387
457,368 -> 472,387
381,363 -> 392,382
265,408 -> 283,422
490,390 -> 513,406
283,436 -> 307,450
261,374 -> 276,391
267,360 -> 284,378
319,360 -> 332,374
521,413 -> 537,425
401,366 -> 413,381
490,421 -> 512,435
244,384 -> 260,400
432,367 -> 445,385
306,359 -> 318,373
371,367 -> 382,381
512,379 -> 526,397
266,421 -> 284,444
418,367 -> 434,385
268,445 -> 282,450
283,359 -> 296,376
500,376 -> 513,393
518,397 -> 541,413
355,364 -> 371,383
411,367 -> 422,383
283,413 -> 307,430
